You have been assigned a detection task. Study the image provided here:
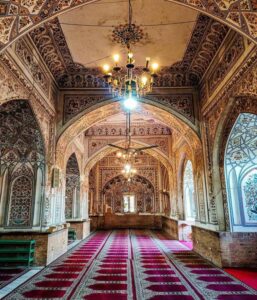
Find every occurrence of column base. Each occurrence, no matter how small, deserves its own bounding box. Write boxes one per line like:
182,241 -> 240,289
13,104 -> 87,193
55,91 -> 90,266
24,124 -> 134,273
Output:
68,220 -> 90,239
0,227 -> 68,266
192,226 -> 257,268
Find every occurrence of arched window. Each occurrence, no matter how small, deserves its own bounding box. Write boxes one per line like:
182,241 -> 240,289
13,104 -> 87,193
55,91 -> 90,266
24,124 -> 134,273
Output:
183,160 -> 196,221
225,113 -> 257,232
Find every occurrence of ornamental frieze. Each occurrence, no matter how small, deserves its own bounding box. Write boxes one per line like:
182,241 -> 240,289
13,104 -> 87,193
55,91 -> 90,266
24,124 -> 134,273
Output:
85,124 -> 171,136
88,136 -> 170,157
15,38 -> 49,95
0,0 -> 256,52
63,94 -> 113,124
208,34 -> 245,95
29,15 -> 228,89
144,94 -> 195,123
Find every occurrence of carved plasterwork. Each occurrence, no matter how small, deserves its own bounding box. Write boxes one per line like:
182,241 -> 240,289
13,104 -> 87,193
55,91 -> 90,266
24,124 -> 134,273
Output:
84,140 -> 173,176
86,124 -> 171,137
208,34 -> 245,95
0,0 -> 256,52
88,136 -> 170,157
0,59 -> 55,167
214,97 -> 257,229
102,175 -> 155,214
0,52 -> 55,115
57,102 -> 201,169
201,39 -> 257,112
63,94 -> 113,124
29,15 -> 229,88
63,93 -> 196,126
145,94 -> 195,123
15,38 -> 49,95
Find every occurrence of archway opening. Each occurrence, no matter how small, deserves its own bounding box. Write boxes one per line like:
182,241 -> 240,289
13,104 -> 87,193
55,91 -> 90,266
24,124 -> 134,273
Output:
178,160 -> 196,246
225,113 -> 257,232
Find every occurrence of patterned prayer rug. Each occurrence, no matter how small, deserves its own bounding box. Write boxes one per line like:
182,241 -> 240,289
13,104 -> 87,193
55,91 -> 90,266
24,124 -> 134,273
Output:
0,268 -> 28,289
3,230 -> 257,300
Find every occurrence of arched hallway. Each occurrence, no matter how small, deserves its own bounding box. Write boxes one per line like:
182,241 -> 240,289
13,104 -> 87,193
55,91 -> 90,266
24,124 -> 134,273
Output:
1,0 -> 257,298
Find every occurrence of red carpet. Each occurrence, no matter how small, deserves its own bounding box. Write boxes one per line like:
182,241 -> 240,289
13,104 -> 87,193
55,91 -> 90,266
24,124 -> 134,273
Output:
3,230 -> 257,299
225,268 -> 257,291
0,268 -> 27,289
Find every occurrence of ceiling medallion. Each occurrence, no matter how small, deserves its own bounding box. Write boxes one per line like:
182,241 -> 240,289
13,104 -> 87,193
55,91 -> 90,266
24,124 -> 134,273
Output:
103,0 -> 159,99
112,23 -> 144,46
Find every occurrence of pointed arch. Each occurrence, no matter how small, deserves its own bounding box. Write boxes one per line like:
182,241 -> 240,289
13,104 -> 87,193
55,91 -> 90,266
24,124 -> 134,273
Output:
183,160 -> 196,221
224,113 -> 257,231
102,174 -> 155,214
0,99 -> 45,228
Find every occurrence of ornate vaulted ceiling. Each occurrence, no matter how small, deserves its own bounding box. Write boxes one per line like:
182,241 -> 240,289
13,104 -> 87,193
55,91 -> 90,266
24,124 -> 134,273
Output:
0,0 -> 255,51
29,5 -> 229,89
58,0 -> 198,68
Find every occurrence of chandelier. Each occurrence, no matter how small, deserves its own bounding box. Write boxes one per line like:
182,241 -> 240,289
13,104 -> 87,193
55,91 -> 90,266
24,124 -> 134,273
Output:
109,110 -> 158,182
102,0 -> 159,98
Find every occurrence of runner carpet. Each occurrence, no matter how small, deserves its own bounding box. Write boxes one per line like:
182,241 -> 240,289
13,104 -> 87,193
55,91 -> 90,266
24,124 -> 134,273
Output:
0,268 -> 27,289
3,230 -> 257,300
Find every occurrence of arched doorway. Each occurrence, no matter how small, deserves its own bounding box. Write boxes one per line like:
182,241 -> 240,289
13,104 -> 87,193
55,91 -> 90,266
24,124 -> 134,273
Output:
225,113 -> 257,232
179,160 -> 196,244
183,160 -> 196,221
103,174 -> 155,214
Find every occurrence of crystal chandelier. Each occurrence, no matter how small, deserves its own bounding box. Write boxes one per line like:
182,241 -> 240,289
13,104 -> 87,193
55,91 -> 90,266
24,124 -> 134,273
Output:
102,0 -> 159,98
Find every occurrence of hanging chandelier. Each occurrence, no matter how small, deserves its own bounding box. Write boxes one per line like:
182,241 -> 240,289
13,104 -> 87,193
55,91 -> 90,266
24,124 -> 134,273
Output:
102,0 -> 159,98
109,110 -> 158,182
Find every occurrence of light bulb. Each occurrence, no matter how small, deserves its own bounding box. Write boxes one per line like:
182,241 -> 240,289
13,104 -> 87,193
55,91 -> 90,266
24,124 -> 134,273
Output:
113,54 -> 120,63
124,96 -> 137,110
116,151 -> 122,158
128,52 -> 133,59
103,64 -> 110,73
151,63 -> 159,71
141,76 -> 148,85
124,164 -> 131,172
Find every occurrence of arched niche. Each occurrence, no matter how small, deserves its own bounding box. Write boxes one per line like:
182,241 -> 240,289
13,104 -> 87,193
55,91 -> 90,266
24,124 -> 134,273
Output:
102,174 -> 155,214
0,100 -> 45,228
212,96 -> 257,231
224,113 -> 257,232
65,153 -> 80,220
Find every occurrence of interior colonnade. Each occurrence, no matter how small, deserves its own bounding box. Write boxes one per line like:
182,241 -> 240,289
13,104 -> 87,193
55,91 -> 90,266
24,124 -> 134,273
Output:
0,0 -> 256,272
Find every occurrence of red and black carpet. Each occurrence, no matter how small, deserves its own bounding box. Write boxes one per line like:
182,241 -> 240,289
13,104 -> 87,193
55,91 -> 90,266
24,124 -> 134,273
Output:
0,268 -> 28,289
3,230 -> 257,299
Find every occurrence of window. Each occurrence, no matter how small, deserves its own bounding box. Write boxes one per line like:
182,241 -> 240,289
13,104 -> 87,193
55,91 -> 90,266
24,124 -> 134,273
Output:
225,113 -> 257,231
183,160 -> 196,221
123,194 -> 135,213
